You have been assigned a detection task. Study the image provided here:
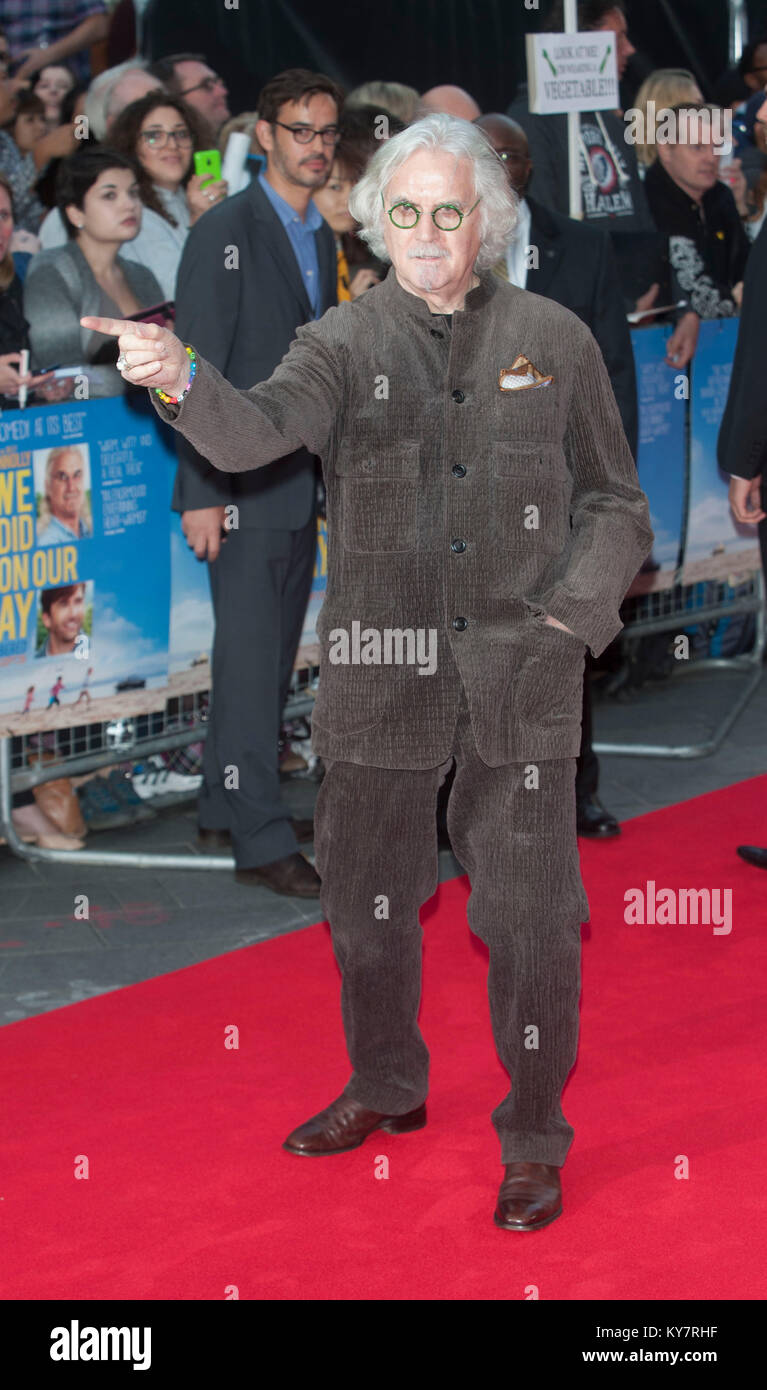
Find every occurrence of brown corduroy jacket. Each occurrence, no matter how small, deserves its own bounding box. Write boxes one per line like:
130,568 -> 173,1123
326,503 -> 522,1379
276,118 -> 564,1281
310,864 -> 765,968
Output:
154,264 -> 654,768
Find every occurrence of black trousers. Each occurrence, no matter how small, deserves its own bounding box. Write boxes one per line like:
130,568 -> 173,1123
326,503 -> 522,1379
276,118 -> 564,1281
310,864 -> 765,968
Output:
314,690 -> 589,1166
199,518 -> 316,868
576,656 -> 599,801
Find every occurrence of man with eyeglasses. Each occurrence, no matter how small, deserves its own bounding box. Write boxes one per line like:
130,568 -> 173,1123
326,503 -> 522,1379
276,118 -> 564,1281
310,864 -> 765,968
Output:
148,52 -> 230,140
37,445 -> 92,545
85,113 -> 653,1232
165,68 -> 342,897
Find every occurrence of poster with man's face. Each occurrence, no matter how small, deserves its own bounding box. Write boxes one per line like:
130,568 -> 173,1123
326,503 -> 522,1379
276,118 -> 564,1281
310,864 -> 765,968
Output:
35,581 -> 94,661
34,444 -> 93,546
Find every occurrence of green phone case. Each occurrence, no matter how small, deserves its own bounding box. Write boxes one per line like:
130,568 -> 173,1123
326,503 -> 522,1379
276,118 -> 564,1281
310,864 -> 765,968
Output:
194,149 -> 222,188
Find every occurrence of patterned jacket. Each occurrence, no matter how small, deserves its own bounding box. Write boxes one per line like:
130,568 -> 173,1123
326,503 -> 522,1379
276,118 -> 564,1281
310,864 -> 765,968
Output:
154,265 -> 653,767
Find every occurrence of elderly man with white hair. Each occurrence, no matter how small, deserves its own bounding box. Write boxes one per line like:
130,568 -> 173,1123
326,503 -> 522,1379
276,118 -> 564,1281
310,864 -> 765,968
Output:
83,114 -> 653,1233
85,60 -> 163,142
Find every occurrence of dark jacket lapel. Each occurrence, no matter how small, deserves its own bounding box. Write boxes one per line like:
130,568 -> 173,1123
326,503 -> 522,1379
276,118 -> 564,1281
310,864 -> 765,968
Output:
316,221 -> 337,314
526,196 -> 565,298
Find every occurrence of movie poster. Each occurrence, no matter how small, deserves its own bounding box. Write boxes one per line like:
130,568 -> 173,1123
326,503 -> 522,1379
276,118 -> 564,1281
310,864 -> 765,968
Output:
168,513 -> 328,686
682,318 -> 759,583
630,323 -> 687,592
0,396 -> 176,735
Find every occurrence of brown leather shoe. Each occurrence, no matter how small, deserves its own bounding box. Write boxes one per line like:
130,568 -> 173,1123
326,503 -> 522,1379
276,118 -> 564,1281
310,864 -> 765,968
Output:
494,1162 -> 563,1231
235,851 -> 321,897
283,1094 -> 427,1155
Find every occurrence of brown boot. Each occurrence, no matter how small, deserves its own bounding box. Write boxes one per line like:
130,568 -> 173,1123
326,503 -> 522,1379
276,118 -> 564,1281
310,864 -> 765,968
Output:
494,1162 -> 563,1231
283,1094 -> 427,1155
235,851 -> 320,897
32,778 -> 86,838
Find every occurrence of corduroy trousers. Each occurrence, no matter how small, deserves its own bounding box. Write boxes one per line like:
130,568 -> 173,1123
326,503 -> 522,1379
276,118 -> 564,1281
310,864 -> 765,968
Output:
314,688 -> 590,1167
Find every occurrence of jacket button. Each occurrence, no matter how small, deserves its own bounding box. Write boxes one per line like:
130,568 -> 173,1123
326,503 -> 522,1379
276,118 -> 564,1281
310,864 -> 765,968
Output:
451,463 -> 467,478
451,538 -> 466,553
451,389 -> 465,403
430,327 -> 444,338
452,616 -> 468,631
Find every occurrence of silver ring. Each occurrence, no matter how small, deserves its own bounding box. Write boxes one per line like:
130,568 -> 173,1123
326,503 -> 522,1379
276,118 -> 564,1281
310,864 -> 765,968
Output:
207,191 -> 215,201
116,353 -> 128,371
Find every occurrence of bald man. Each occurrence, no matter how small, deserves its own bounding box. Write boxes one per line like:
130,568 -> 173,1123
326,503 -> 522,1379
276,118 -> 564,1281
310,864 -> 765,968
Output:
476,111 -> 638,841
420,85 -> 480,121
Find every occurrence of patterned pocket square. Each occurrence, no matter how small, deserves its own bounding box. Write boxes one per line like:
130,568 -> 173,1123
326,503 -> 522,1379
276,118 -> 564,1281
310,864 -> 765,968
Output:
499,355 -> 555,391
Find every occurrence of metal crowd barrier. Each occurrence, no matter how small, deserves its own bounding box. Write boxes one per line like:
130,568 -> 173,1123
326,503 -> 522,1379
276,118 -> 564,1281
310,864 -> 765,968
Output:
2,569 -> 764,865
593,568 -> 765,759
0,669 -> 319,869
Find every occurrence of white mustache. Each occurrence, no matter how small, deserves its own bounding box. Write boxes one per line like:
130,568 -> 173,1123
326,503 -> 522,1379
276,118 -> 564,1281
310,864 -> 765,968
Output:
407,244 -> 449,259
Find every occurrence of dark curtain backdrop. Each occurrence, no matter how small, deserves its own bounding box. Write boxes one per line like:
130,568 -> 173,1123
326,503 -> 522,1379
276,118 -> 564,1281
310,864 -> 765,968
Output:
143,0 -> 767,115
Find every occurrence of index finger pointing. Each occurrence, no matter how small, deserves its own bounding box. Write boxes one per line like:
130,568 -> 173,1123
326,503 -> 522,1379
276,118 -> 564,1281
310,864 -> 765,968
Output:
80,316 -> 165,340
80,315 -> 139,338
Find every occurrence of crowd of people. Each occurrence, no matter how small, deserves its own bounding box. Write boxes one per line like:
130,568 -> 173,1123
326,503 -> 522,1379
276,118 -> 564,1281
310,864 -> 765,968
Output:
0,2 -> 765,407
2,0 -> 766,869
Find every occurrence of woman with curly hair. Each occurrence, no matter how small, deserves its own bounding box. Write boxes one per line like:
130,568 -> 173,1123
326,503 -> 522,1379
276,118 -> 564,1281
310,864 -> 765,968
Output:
108,90 -> 228,299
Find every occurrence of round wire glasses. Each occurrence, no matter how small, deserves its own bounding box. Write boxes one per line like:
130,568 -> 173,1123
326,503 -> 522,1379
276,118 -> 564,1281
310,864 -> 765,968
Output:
381,192 -> 481,230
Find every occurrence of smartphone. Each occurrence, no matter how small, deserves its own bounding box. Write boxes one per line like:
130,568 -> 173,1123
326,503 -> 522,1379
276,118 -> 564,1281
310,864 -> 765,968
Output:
194,149 -> 222,188
126,301 -> 175,329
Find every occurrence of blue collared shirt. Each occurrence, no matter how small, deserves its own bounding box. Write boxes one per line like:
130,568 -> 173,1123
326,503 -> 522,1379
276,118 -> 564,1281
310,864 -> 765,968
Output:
37,514 -> 92,547
258,171 -> 322,317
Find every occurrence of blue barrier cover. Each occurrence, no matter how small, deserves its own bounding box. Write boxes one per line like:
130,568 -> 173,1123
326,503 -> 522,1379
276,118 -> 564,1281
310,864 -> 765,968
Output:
630,323 -> 687,584
683,318 -> 760,584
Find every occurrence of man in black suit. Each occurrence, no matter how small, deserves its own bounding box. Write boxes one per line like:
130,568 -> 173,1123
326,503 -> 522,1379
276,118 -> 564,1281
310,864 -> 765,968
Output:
173,68 -> 341,895
717,222 -> 767,872
476,112 -> 639,838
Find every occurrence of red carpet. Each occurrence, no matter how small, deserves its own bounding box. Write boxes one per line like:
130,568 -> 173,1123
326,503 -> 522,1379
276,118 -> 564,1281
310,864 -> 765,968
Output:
2,776 -> 766,1301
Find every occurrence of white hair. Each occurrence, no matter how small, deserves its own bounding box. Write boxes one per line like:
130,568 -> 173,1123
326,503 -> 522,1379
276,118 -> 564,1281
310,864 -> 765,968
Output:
85,60 -> 152,142
347,113 -> 518,271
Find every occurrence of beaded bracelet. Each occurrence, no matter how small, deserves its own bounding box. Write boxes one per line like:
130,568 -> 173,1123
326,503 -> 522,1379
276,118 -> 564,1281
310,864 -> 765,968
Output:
154,344 -> 197,406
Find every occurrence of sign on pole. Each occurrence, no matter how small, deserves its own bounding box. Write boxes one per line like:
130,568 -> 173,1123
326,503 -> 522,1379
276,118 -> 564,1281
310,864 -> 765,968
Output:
525,30 -> 619,115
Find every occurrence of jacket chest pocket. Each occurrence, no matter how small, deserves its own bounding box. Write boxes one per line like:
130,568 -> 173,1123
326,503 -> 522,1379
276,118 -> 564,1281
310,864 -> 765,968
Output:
492,442 -> 571,555
335,438 -> 420,553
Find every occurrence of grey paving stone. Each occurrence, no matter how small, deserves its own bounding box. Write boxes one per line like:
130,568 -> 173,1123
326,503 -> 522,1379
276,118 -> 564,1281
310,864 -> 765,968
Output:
0,943 -> 200,1023
90,898 -> 308,947
0,883 -> 124,922
0,914 -> 103,955
106,876 -> 190,913
183,918 -> 318,963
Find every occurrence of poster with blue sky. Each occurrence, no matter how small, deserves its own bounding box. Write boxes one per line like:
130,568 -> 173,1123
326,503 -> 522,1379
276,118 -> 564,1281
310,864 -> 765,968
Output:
168,513 -> 328,683
630,324 -> 687,589
682,318 -> 760,584
0,395 -> 175,734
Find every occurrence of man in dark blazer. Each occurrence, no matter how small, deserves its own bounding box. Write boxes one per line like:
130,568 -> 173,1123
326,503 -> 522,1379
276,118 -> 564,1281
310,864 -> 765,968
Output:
477,112 -> 638,839
172,68 -> 341,895
717,222 -> 767,872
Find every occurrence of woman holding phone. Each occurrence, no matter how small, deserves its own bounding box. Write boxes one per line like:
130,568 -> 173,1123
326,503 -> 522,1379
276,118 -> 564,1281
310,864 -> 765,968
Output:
109,92 -> 228,300
0,172 -> 73,406
24,149 -> 164,397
